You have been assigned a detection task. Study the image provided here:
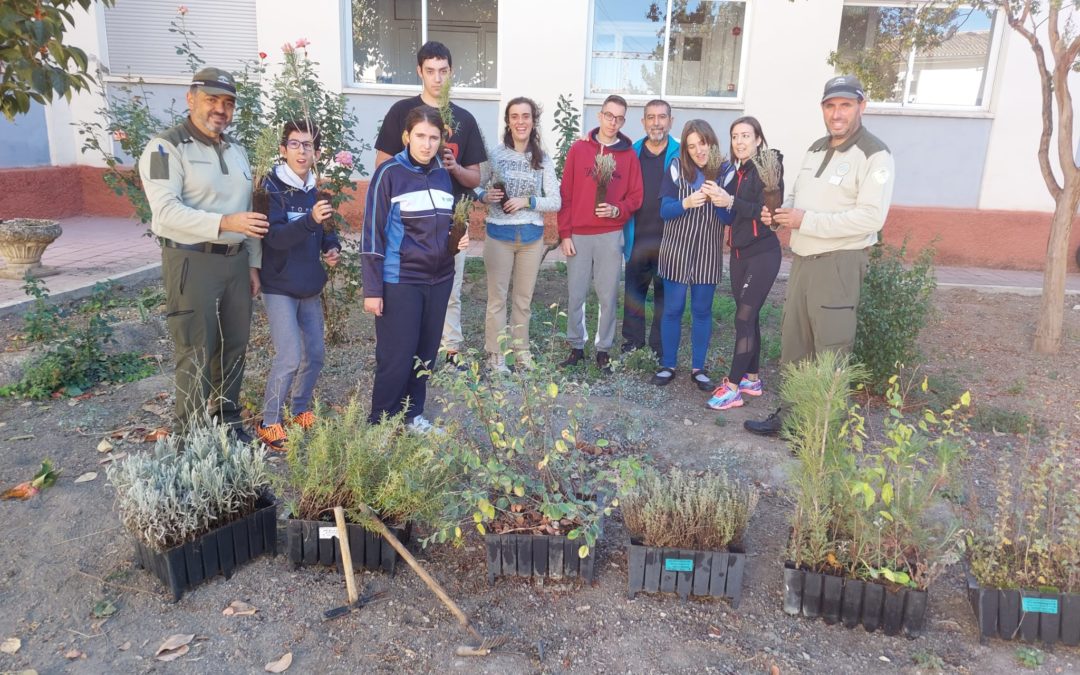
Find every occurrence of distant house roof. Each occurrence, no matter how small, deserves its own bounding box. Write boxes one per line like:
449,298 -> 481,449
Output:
922,31 -> 990,59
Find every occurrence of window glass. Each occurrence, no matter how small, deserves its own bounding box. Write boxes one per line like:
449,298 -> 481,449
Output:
351,0 -> 497,88
589,0 -> 662,96
665,1 -> 745,98
834,4 -> 996,107
909,9 -> 995,106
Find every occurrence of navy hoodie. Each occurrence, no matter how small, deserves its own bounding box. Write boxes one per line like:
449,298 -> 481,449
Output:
260,165 -> 341,298
360,148 -> 455,298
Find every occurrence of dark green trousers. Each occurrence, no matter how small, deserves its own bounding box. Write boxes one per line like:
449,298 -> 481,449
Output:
779,248 -> 869,369
162,246 -> 252,433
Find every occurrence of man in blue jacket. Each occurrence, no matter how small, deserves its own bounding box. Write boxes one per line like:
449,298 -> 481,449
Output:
621,99 -> 679,357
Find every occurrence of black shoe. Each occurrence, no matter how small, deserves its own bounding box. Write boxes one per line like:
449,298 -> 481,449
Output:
691,369 -> 713,392
560,348 -> 585,368
228,425 -> 255,445
620,342 -> 643,354
596,351 -> 612,373
744,409 -> 783,437
652,367 -> 676,386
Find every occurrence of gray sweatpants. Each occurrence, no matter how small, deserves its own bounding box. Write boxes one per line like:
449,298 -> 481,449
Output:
566,229 -> 623,351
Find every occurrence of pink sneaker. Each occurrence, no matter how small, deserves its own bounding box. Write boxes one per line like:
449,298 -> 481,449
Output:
707,380 -> 744,410
738,376 -> 763,397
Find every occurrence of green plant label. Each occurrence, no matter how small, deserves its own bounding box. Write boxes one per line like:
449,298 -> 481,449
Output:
664,558 -> 693,573
1021,597 -> 1059,614
319,527 -> 338,540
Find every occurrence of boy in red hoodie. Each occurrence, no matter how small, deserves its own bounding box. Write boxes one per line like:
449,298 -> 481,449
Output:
557,94 -> 643,371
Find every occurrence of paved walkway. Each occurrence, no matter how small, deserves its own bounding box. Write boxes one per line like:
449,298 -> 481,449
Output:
2,215 -> 1079,315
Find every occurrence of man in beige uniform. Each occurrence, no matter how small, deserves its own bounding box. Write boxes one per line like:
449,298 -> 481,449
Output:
745,75 -> 895,437
139,67 -> 267,441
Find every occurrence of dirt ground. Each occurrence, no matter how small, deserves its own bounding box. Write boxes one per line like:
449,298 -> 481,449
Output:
0,263 -> 1078,674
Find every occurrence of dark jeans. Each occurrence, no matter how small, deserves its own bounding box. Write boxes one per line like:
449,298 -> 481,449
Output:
620,240 -> 664,355
369,279 -> 453,424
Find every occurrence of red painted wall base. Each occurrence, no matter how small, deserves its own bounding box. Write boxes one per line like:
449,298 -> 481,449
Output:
2,167 -> 1077,272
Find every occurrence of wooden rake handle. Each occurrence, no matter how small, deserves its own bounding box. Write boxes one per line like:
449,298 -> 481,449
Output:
333,506 -> 359,604
357,504 -> 482,642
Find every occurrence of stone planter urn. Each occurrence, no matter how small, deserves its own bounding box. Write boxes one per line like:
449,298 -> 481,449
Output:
0,219 -> 62,279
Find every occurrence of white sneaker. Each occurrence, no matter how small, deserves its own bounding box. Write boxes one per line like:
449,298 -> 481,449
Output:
407,415 -> 445,435
487,352 -> 511,374
514,351 -> 535,371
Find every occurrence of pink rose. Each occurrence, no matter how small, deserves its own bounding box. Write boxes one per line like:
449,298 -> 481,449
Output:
177,5 -> 188,15
259,51 -> 267,60
334,150 -> 354,168
294,38 -> 310,49
112,130 -> 128,141
282,42 -> 295,54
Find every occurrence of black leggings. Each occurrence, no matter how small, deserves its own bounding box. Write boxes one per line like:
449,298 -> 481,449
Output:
728,247 -> 781,382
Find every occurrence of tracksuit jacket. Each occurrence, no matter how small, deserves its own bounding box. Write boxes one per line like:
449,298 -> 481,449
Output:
724,152 -> 784,261
361,149 -> 455,298
557,128 -> 644,240
260,164 -> 341,298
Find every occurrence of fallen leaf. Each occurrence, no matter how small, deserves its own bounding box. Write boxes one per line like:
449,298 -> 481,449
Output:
91,598 -> 117,618
265,652 -> 292,672
74,472 -> 98,484
96,439 -> 114,453
98,452 -> 127,465
65,649 -> 83,659
118,641 -> 131,651
141,404 -> 169,417
7,434 -> 34,441
706,624 -> 723,638
769,666 -> 781,675
222,600 -> 257,617
1,637 -> 21,654
143,427 -> 169,443
155,633 -> 194,661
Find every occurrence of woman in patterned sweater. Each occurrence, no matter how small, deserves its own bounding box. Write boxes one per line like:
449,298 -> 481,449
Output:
652,119 -> 734,392
477,97 -> 561,372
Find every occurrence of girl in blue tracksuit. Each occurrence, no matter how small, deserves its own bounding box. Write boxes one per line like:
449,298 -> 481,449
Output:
361,105 -> 469,431
257,119 -> 340,449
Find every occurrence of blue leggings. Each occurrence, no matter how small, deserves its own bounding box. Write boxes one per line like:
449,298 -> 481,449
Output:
660,279 -> 716,370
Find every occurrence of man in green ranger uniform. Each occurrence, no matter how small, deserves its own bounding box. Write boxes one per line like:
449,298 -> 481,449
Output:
138,67 -> 267,442
745,75 -> 895,437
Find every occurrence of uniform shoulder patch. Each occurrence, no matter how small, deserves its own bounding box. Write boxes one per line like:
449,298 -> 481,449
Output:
872,167 -> 891,185
149,144 -> 170,180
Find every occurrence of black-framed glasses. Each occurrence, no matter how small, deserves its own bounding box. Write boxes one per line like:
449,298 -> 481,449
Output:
600,111 -> 626,125
286,140 -> 315,151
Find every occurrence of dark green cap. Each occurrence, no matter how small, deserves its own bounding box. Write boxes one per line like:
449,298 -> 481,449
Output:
191,67 -> 237,97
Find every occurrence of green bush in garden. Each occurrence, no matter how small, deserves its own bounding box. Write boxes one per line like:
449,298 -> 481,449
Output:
854,243 -> 936,393
281,400 -> 461,531
784,354 -> 967,591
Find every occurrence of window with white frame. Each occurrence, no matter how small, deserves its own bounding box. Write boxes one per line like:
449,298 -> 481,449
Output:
588,0 -> 747,99
350,0 -> 497,89
833,4 -> 999,107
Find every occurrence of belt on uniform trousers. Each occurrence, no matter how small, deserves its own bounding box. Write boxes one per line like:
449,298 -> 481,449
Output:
162,238 -> 242,256
802,246 -> 871,260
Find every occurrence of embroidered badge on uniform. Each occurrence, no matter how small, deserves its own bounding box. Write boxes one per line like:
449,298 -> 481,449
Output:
872,167 -> 890,185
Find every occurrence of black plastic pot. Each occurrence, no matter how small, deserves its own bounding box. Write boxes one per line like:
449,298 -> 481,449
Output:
625,539 -> 746,607
132,495 -> 277,602
782,563 -> 927,637
967,574 -> 1080,645
286,518 -> 409,576
485,532 -> 599,584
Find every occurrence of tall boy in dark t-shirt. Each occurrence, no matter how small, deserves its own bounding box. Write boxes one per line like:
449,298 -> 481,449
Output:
374,41 -> 485,367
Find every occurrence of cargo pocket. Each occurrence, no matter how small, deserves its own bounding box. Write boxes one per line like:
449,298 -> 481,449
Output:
165,309 -> 196,349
